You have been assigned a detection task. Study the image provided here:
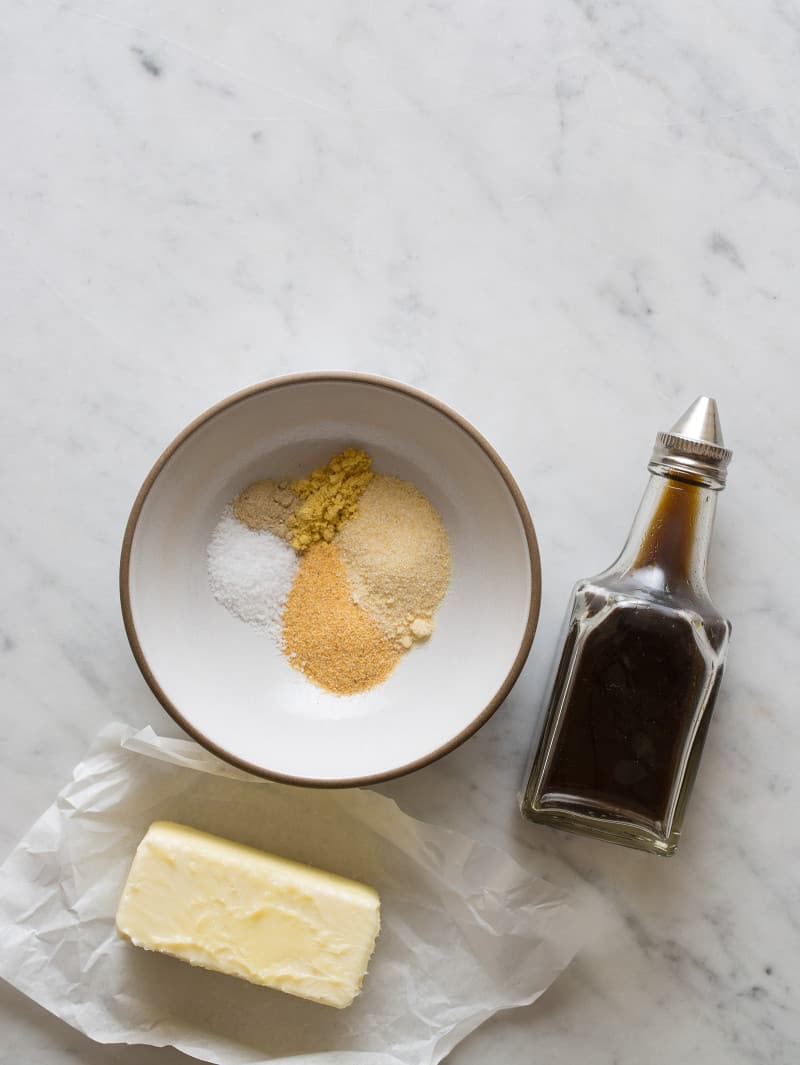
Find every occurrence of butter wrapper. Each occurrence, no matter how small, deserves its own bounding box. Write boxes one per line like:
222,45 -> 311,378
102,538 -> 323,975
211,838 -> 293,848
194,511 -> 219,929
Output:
0,723 -> 582,1065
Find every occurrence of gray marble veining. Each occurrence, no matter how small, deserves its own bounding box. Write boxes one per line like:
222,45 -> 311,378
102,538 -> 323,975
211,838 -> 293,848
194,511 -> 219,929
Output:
1,1 -> 799,1062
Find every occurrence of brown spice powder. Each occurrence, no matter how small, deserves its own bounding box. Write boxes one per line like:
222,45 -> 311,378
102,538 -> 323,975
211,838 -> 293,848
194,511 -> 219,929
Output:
282,542 -> 400,695
233,479 -> 299,541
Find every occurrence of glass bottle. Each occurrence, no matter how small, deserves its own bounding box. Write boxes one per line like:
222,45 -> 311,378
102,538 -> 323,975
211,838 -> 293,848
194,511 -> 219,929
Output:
521,397 -> 732,856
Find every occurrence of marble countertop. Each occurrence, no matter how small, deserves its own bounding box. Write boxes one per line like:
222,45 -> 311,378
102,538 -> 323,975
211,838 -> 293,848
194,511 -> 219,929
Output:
2,2 -> 798,1062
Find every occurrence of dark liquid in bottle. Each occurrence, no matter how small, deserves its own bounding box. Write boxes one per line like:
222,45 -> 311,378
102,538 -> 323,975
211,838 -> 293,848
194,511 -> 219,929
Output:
538,482 -> 714,831
540,605 -> 707,827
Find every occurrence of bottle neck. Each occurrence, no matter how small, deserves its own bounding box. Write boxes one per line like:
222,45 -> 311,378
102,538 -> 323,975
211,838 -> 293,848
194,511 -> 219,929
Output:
609,473 -> 718,598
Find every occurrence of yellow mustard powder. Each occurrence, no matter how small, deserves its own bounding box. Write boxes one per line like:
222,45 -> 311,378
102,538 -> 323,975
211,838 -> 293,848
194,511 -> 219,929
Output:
289,447 -> 373,551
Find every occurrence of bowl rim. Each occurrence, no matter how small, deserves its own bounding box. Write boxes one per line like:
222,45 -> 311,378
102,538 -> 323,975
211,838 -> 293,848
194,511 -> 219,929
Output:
120,372 -> 542,787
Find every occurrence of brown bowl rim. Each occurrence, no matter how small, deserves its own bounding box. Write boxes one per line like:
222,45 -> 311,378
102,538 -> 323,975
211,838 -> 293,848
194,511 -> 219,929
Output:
119,372 -> 541,787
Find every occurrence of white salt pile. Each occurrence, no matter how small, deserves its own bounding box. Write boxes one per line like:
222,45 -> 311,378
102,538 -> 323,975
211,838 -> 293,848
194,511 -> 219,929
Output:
207,508 -> 298,645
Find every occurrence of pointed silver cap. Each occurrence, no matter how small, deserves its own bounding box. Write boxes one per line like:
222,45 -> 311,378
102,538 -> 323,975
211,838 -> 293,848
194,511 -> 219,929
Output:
649,396 -> 732,488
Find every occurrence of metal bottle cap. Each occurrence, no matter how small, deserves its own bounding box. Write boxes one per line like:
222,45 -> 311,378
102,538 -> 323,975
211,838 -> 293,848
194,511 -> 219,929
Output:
648,396 -> 732,489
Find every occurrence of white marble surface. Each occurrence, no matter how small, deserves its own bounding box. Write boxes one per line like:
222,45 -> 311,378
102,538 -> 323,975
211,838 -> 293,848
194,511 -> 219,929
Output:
1,1 -> 798,1062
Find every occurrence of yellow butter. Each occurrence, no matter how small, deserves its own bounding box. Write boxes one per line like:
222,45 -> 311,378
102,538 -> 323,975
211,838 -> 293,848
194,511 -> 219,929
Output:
115,821 -> 380,1008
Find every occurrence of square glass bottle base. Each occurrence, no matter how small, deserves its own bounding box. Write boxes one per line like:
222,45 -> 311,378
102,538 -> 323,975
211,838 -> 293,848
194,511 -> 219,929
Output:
520,800 -> 679,856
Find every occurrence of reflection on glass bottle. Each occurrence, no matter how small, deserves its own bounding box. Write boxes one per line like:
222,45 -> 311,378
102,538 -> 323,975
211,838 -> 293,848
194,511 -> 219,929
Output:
521,397 -> 732,856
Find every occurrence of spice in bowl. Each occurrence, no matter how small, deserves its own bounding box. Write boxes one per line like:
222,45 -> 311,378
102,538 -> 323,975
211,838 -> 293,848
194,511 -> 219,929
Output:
232,479 -> 299,540
337,475 -> 451,651
289,447 -> 373,551
283,542 -> 400,695
206,448 -> 452,694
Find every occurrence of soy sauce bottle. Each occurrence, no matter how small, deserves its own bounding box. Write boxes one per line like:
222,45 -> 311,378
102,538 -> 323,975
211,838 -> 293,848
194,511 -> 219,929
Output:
521,397 -> 732,856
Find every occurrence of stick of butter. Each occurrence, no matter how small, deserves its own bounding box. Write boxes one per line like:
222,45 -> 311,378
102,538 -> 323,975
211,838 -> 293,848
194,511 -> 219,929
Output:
116,821 -> 380,1008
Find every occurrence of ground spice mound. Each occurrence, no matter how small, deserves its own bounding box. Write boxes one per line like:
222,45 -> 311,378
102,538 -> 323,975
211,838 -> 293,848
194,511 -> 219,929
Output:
233,479 -> 299,540
289,448 -> 373,552
282,542 -> 399,694
337,475 -> 452,651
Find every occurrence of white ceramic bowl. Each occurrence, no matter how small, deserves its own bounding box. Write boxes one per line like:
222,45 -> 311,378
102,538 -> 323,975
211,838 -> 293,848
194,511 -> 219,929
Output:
121,374 -> 540,786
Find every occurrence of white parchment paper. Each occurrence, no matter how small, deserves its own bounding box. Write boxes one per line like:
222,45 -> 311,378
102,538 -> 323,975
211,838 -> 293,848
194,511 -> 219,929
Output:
0,723 -> 582,1065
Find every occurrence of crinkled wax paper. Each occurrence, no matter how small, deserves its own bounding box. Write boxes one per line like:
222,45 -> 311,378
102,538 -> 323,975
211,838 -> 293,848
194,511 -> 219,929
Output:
0,723 -> 582,1065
